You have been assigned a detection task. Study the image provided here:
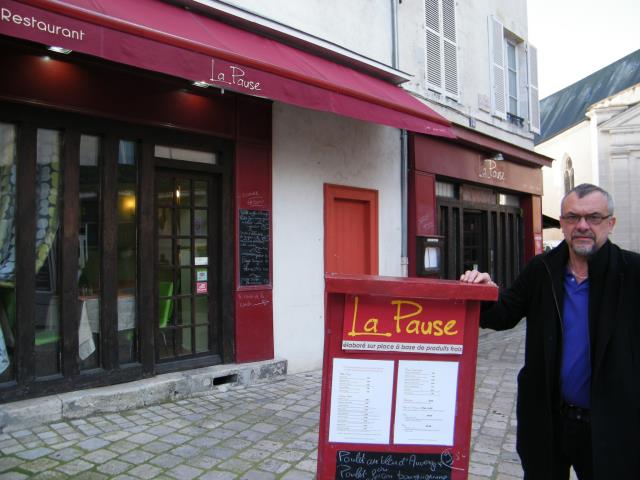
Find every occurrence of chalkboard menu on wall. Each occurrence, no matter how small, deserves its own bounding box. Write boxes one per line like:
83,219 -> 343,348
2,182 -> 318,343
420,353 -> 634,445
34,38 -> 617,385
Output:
239,209 -> 270,286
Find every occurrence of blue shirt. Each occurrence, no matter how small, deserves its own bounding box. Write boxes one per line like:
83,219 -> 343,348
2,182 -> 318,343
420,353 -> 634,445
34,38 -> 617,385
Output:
560,270 -> 591,408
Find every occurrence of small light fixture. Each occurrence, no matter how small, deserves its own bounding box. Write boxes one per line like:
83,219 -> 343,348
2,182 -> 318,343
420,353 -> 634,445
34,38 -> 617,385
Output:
48,46 -> 72,54
192,81 -> 210,88
491,153 -> 504,161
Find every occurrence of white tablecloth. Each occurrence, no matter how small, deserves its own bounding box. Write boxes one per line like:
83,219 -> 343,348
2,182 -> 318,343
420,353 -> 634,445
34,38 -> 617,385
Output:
78,296 -> 136,360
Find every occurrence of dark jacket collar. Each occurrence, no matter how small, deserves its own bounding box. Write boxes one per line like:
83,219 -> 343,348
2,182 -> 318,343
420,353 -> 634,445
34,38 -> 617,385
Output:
542,239 -> 613,277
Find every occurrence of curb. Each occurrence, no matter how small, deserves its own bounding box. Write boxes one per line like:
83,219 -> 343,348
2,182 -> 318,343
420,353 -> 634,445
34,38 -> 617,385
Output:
0,358 -> 287,432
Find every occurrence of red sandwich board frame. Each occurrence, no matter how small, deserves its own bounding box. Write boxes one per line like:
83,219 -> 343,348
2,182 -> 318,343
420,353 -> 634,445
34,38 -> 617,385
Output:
318,274 -> 498,480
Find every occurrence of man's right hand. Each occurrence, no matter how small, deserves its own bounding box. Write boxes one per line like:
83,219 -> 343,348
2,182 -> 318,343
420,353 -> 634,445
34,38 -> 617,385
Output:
459,270 -> 496,286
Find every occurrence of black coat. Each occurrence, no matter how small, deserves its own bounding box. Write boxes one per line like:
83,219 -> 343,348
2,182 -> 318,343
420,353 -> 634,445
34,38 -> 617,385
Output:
480,240 -> 640,479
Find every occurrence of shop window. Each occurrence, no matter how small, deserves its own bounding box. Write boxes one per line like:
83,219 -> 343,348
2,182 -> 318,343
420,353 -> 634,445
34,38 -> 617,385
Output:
155,145 -> 217,165
0,123 -> 16,382
78,135 -> 102,369
498,193 -> 520,207
117,140 -> 138,364
435,181 -> 457,198
35,129 -> 62,377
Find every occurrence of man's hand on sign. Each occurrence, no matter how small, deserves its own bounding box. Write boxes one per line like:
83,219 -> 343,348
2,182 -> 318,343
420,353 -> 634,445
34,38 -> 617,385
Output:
459,270 -> 497,287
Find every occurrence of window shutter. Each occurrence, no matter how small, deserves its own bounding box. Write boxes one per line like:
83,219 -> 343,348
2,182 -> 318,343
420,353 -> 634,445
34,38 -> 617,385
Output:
425,0 -> 443,92
488,16 -> 506,119
527,43 -> 541,133
442,0 -> 459,98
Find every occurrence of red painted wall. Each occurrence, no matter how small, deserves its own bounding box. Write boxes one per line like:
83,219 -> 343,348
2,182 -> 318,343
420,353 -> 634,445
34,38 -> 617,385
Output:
521,195 -> 543,263
408,171 -> 436,277
234,104 -> 274,362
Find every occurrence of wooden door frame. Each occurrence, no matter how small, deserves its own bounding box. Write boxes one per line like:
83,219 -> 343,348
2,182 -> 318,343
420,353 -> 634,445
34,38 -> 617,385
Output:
324,184 -> 379,275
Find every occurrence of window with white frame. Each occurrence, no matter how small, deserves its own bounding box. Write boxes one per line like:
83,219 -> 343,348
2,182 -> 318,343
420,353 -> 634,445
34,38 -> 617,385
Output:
488,16 -> 540,133
506,40 -> 518,117
425,0 -> 459,100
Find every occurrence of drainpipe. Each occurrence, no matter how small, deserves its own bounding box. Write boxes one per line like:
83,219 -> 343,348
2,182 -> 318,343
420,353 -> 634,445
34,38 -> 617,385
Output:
391,0 -> 409,276
400,129 -> 409,277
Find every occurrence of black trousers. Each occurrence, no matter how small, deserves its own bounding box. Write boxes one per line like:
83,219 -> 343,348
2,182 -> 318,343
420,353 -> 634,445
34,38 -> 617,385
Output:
551,411 -> 594,480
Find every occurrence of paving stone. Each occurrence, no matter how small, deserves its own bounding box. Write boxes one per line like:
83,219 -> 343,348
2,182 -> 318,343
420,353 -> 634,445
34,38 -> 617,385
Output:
220,437 -> 252,450
210,446 -> 238,460
199,472 -> 238,480
15,447 -> 52,460
140,440 -> 174,454
18,457 -> 59,474
237,448 -> 271,462
280,469 -> 314,480
96,459 -> 131,475
77,437 -> 109,452
239,470 -> 277,480
127,432 -> 158,445
217,458 -> 253,474
83,448 -> 119,464
253,440 -> 284,453
119,449 -> 154,465
109,440 -> 138,454
70,473 -> 108,480
149,452 -> 182,469
165,464 -> 203,480
0,457 -> 22,473
257,458 -> 291,475
160,433 -> 191,445
172,444 -> 200,458
189,436 -> 220,448
0,473 -> 29,480
54,458 -> 94,475
127,464 -> 163,479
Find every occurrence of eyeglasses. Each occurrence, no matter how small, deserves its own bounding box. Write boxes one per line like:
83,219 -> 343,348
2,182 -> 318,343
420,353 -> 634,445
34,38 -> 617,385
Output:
560,213 -> 612,225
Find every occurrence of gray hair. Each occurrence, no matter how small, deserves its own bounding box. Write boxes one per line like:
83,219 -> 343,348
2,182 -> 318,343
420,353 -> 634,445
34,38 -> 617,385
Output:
561,183 -> 614,215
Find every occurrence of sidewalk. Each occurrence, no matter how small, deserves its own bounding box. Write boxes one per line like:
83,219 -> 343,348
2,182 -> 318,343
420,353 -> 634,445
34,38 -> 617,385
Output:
0,325 -> 529,480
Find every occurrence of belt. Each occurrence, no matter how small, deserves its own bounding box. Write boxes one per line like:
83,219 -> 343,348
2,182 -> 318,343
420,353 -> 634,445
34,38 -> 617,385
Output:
560,402 -> 590,423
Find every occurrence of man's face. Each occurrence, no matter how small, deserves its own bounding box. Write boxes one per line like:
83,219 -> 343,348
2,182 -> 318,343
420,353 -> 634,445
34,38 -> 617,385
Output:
560,192 -> 616,258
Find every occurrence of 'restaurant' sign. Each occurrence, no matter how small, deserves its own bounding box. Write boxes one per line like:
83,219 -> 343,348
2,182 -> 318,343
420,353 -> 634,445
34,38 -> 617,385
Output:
342,295 -> 465,355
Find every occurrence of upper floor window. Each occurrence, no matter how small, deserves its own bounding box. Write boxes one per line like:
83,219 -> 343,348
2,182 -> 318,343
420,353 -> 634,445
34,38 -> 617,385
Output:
563,155 -> 575,194
425,0 -> 459,100
506,41 -> 518,117
488,16 -> 540,133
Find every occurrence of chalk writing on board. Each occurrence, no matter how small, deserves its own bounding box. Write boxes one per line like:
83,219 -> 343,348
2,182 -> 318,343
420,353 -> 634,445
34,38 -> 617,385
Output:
335,451 -> 455,480
239,209 -> 269,286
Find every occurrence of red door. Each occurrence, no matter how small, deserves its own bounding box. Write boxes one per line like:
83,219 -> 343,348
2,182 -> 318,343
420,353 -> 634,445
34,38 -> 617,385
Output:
324,184 -> 378,274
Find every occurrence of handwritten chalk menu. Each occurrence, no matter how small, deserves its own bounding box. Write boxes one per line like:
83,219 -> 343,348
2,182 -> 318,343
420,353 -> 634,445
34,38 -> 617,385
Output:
329,359 -> 394,444
239,209 -> 269,286
394,360 -> 459,446
336,451 -> 452,480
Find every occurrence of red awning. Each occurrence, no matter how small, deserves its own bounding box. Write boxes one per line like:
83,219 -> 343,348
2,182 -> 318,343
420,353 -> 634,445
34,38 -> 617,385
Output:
1,0 -> 454,138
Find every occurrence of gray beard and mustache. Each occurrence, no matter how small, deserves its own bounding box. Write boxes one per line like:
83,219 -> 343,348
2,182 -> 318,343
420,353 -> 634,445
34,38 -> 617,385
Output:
570,232 -> 597,257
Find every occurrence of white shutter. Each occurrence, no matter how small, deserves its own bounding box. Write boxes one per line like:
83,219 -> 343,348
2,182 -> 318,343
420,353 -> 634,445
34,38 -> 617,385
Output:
488,16 -> 506,119
442,0 -> 459,98
425,0 -> 443,92
527,43 -> 541,133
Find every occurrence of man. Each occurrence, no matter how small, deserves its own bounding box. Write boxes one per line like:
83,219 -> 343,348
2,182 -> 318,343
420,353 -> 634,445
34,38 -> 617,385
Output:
460,184 -> 640,479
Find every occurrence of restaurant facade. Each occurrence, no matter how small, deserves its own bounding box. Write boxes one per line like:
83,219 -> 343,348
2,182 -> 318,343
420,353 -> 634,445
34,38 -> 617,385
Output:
407,126 -> 551,287
0,0 -> 551,404
0,0 -> 457,401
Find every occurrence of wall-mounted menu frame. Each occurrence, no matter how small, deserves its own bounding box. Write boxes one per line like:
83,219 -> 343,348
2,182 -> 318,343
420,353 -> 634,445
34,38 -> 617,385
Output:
238,209 -> 270,286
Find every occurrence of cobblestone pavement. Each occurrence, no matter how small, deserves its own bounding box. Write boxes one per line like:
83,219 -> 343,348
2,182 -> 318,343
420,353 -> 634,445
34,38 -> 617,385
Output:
0,323 -> 563,480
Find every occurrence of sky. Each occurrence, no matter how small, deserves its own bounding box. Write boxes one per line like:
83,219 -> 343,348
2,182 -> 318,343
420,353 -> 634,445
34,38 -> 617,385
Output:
527,0 -> 640,99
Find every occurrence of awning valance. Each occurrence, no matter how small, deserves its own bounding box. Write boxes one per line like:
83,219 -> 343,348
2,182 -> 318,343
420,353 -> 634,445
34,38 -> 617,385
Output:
1,0 -> 454,138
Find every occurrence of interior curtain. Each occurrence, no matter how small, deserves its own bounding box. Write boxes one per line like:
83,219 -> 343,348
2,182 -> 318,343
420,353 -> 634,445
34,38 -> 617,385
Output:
35,129 -> 61,279
0,124 -> 16,288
